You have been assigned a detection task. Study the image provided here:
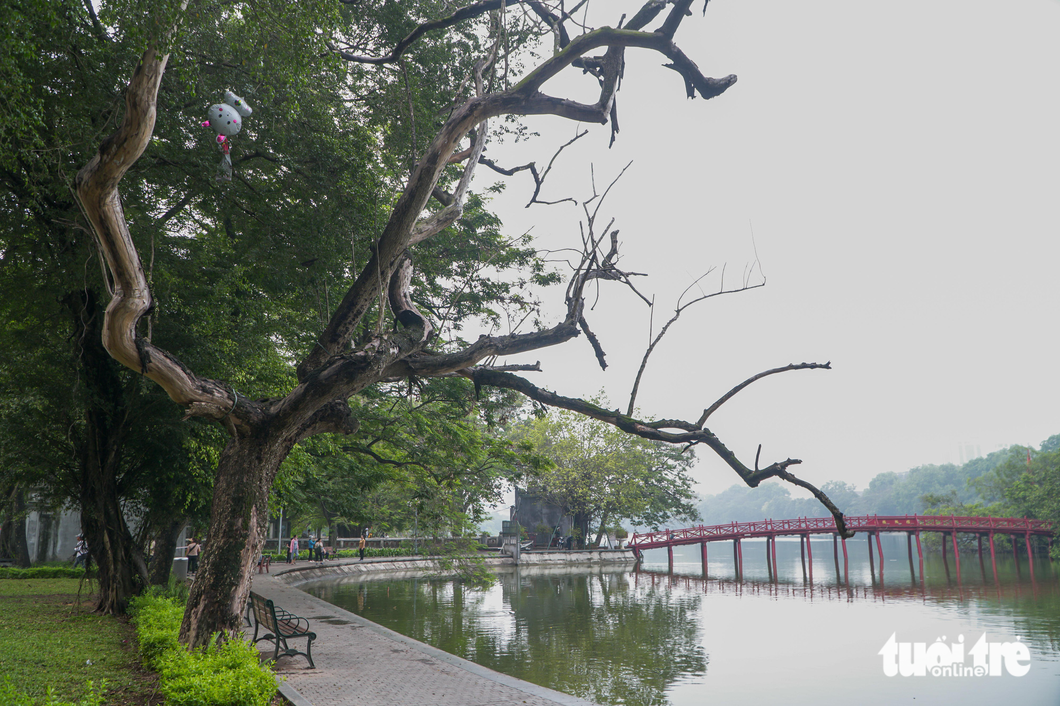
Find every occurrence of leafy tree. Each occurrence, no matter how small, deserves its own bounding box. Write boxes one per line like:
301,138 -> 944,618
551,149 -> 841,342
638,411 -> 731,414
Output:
517,406 -> 699,545
72,0 -> 848,646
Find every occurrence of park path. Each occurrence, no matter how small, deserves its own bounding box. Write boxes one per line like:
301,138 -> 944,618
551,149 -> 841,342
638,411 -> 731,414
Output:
245,558 -> 599,706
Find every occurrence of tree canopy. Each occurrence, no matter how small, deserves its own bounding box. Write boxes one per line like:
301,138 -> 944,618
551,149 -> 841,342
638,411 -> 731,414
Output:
516,405 -> 699,543
6,0 -> 855,645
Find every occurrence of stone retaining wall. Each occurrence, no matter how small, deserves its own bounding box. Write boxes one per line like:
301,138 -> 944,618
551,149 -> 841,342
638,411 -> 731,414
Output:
274,549 -> 636,586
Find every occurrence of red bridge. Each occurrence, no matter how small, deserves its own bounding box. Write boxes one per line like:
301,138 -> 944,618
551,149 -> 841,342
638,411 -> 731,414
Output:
628,515 -> 1053,583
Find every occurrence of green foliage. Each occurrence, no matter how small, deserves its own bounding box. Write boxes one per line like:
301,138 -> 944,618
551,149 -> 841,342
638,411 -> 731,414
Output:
0,567 -> 95,580
515,404 -> 699,538
129,594 -> 276,706
0,678 -> 106,706
129,595 -> 184,670
275,380 -> 532,543
0,580 -> 149,702
156,639 -> 276,706
695,436 -> 1060,544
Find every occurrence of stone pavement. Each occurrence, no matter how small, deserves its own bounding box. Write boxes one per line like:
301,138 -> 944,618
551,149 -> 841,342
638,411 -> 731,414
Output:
246,558 -> 600,706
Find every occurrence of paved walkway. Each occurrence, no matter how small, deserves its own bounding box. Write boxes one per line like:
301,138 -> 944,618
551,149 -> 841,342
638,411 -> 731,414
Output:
246,558 -> 599,706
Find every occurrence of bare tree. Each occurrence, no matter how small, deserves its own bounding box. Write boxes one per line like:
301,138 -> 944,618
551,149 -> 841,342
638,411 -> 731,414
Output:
76,0 -> 848,646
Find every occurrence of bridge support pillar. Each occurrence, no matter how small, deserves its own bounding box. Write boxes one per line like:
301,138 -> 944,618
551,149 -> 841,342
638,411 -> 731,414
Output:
867,532 -> 876,581
951,531 -> 961,582
875,531 -> 885,582
915,531 -> 924,582
1012,536 -> 1022,579
988,532 -> 998,584
799,536 -> 806,578
771,536 -> 779,579
841,536 -> 849,583
978,535 -> 986,581
667,544 -> 674,573
907,533 -> 916,581
766,538 -> 773,581
833,534 -> 841,579
1026,532 -> 1035,579
737,538 -> 744,579
805,533 -> 813,581
701,541 -> 708,577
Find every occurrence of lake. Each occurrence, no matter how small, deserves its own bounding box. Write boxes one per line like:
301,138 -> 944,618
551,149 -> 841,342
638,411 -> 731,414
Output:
302,536 -> 1060,705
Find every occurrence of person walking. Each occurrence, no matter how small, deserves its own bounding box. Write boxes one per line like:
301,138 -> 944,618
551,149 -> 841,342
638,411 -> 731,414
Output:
285,539 -> 292,564
72,535 -> 88,568
315,538 -> 323,562
186,537 -> 201,574
289,535 -> 299,564
358,534 -> 366,561
307,536 -> 316,562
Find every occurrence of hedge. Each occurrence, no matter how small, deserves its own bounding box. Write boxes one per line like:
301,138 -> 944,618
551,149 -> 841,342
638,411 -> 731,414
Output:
129,595 -> 276,706
0,566 -> 95,580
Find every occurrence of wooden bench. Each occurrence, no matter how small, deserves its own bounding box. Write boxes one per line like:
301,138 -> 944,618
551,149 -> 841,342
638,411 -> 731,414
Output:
248,591 -> 316,668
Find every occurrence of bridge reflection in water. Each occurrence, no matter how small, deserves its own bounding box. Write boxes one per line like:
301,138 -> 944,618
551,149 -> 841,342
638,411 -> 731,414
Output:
628,515 -> 1053,585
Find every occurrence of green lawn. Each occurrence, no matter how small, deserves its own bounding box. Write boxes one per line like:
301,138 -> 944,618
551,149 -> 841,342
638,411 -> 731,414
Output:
0,579 -> 159,705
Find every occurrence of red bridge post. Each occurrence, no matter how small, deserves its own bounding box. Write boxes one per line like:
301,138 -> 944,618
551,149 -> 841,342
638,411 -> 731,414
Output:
875,530 -> 885,582
950,530 -> 961,583
770,535 -> 778,579
805,532 -> 813,581
907,532 -> 916,581
867,532 -> 876,581
915,530 -> 924,582
766,537 -> 774,581
841,535 -> 849,583
701,541 -> 708,578
1025,530 -> 1035,579
988,531 -> 998,583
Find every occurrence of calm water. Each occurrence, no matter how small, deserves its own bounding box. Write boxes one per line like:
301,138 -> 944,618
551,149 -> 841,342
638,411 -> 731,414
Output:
303,536 -> 1060,706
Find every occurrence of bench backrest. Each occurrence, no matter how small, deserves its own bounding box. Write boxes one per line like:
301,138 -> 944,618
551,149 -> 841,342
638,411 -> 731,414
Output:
249,592 -> 276,631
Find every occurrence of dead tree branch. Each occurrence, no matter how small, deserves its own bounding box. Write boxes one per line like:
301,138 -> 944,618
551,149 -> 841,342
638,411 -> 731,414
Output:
696,361 -> 833,426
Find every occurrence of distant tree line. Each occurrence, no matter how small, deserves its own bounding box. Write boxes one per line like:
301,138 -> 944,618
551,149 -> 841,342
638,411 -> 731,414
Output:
695,435 -> 1060,555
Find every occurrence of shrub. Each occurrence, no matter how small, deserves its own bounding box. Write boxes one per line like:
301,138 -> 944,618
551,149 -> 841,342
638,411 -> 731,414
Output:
0,566 -> 95,580
129,595 -> 276,706
156,639 -> 276,706
129,595 -> 183,670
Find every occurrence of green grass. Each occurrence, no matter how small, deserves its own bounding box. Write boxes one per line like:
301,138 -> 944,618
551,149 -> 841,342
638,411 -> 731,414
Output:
0,579 -> 158,705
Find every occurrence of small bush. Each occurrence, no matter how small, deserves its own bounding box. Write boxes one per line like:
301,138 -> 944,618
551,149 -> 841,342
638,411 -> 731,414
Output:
156,639 -> 276,706
129,594 -> 276,706
144,575 -> 190,604
129,595 -> 183,670
0,566 -> 95,580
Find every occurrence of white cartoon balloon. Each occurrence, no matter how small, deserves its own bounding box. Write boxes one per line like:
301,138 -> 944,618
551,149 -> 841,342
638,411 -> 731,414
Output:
201,91 -> 254,181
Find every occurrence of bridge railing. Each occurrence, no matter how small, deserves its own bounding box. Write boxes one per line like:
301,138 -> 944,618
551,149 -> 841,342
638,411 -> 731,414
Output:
628,514 -> 1053,547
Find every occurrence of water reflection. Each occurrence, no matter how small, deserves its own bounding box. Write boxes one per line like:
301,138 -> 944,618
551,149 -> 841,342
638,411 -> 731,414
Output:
303,541 -> 1060,706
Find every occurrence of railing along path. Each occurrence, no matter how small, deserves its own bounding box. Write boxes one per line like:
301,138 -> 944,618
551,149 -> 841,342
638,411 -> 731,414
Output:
629,515 -> 1052,551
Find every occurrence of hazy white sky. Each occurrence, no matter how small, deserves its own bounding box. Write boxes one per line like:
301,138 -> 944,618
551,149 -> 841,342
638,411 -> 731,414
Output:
478,0 -> 1060,500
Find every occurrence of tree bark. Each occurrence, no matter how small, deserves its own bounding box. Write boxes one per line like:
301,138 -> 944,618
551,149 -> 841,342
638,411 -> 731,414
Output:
68,289 -> 148,614
179,432 -> 286,646
0,488 -> 32,568
149,518 -> 185,586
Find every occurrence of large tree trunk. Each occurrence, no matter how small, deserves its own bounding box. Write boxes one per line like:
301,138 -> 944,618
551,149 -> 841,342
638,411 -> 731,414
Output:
179,434 -> 286,647
149,518 -> 185,586
1,488 -> 32,568
69,289 -> 148,614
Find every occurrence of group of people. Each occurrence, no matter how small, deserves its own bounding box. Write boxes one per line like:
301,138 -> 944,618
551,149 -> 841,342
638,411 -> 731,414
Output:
286,535 -> 330,563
